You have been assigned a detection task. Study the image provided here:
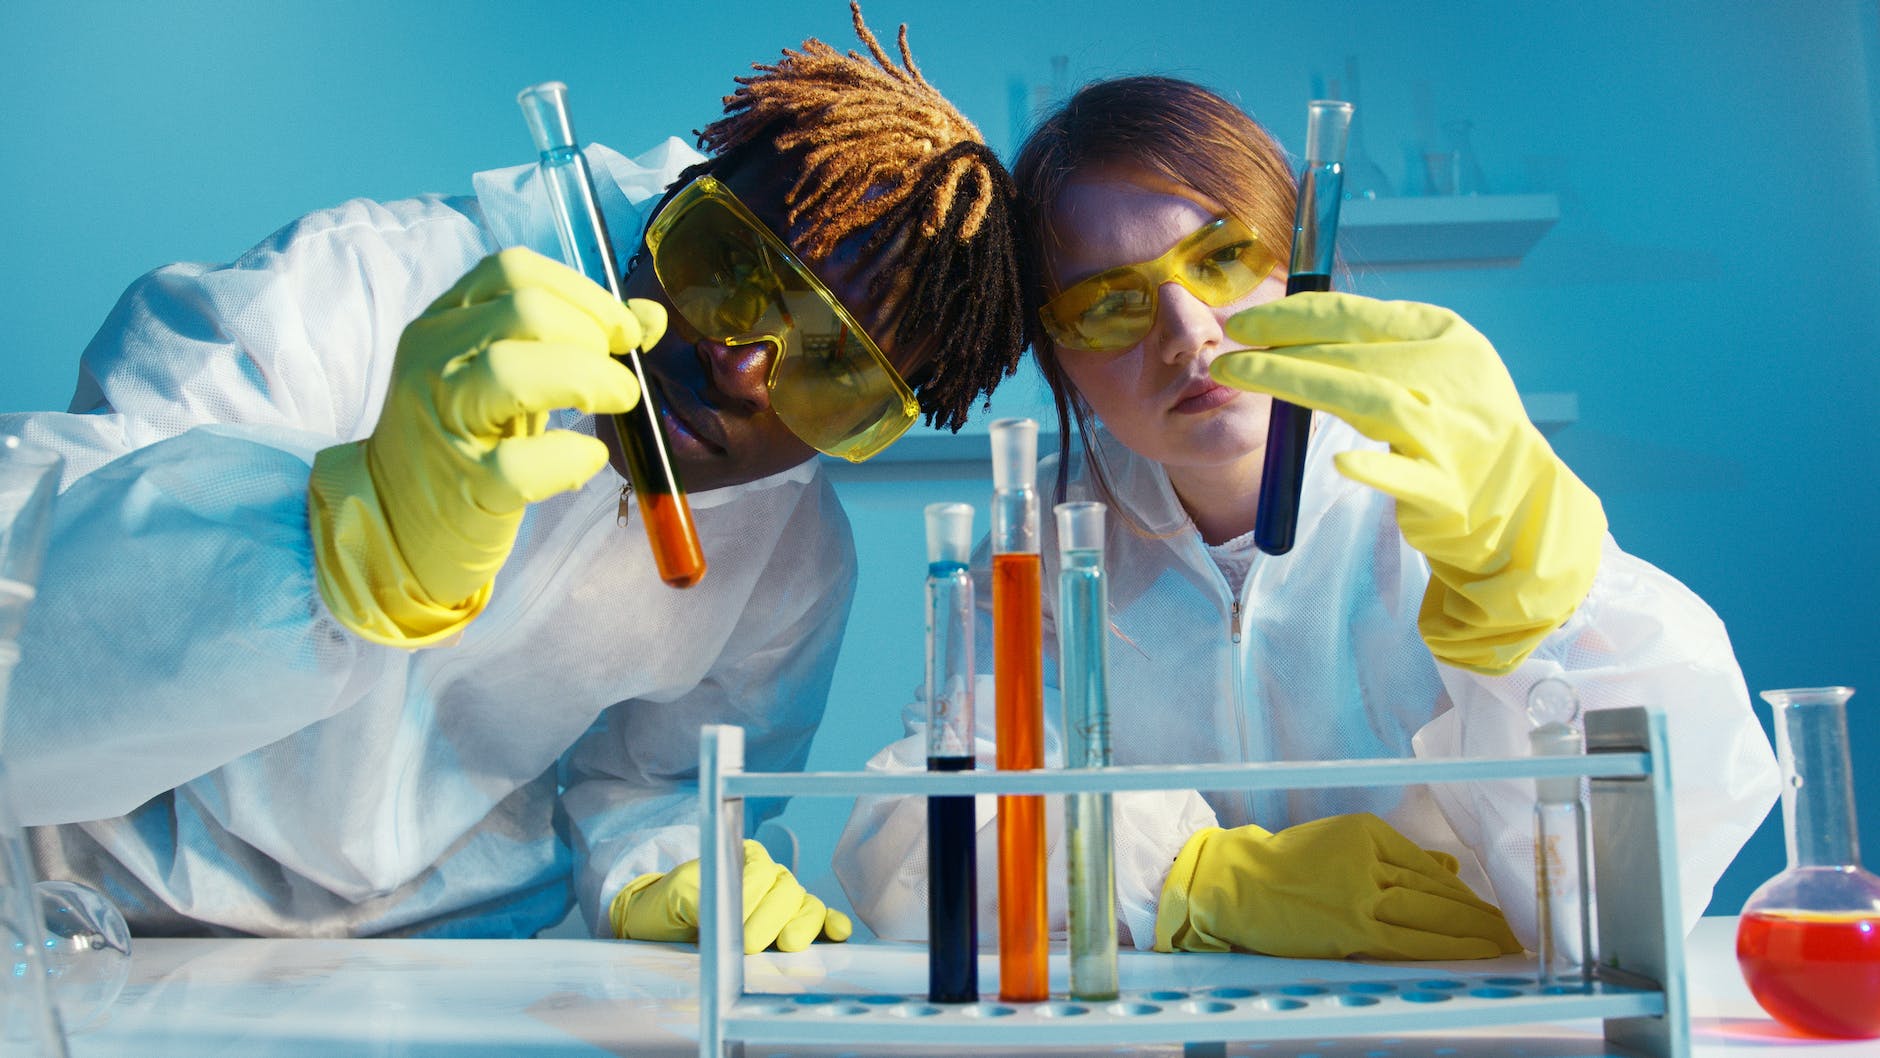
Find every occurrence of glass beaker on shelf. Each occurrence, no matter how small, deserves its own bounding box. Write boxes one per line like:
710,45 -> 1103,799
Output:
1734,686 -> 1880,1039
1441,120 -> 1488,196
1337,55 -> 1391,200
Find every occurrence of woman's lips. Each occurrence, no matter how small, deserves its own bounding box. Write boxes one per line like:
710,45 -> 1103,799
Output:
1172,380 -> 1239,415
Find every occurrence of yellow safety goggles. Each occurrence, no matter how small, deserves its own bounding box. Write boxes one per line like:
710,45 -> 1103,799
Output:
645,174 -> 919,463
1038,215 -> 1280,353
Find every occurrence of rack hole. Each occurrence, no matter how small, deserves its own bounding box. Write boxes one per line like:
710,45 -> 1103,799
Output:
1468,987 -> 1522,999
1258,997 -> 1307,1012
889,1004 -> 942,1018
1403,992 -> 1452,1004
1036,1002 -> 1090,1018
1278,985 -> 1327,996
1335,995 -> 1381,1007
1106,1001 -> 1163,1017
963,1003 -> 1017,1018
1205,987 -> 1257,999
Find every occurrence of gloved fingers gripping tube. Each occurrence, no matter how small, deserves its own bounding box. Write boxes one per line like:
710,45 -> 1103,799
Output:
517,82 -> 706,588
1256,99 -> 1351,556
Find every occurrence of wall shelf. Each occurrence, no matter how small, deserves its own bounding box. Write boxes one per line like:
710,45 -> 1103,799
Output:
1339,193 -> 1560,268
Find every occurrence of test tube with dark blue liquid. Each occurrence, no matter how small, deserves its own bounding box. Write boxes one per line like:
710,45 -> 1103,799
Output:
1255,99 -> 1351,555
923,501 -> 978,1002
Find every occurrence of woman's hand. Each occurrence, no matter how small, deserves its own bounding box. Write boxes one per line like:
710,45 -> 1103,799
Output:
1215,293 -> 1605,674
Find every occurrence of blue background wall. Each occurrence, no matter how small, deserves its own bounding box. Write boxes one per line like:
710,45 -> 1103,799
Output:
3,0 -> 1875,923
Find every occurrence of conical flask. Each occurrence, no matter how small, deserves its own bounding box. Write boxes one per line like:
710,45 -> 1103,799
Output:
1734,686 -> 1880,1038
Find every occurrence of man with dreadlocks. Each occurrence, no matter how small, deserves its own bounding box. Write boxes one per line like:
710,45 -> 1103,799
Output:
3,4 -> 1025,950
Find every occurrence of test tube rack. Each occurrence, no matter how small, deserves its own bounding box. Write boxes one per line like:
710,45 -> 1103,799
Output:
697,706 -> 1689,1058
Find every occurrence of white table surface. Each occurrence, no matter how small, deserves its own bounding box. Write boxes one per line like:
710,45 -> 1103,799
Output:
62,917 -> 1880,1057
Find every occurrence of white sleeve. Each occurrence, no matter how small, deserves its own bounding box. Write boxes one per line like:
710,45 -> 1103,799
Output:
0,196 -> 494,824
832,685 -> 1215,951
1414,535 -> 1781,947
561,494 -> 858,937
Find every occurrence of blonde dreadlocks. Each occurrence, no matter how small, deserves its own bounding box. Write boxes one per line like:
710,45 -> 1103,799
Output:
695,2 -> 1027,433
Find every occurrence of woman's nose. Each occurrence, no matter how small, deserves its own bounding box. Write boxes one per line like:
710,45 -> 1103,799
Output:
701,337 -> 779,413
1151,281 -> 1223,364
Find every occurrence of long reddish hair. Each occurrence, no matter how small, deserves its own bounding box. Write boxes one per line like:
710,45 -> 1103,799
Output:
1011,76 -> 1297,511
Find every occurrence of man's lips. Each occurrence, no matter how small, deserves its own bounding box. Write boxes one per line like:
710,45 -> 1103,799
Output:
646,381 -> 727,455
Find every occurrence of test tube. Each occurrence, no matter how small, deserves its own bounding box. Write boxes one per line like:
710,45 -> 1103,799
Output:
989,418 -> 1047,1002
517,82 -> 707,589
923,501 -> 979,1004
1255,99 -> 1352,556
1055,501 -> 1117,1001
1527,677 -> 1593,988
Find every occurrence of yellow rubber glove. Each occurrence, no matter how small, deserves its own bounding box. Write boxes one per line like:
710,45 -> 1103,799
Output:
309,247 -> 664,646
1215,293 -> 1606,675
1154,814 -> 1522,960
610,840 -> 854,954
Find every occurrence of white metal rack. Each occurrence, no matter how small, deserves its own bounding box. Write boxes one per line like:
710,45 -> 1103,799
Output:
697,706 -> 1689,1058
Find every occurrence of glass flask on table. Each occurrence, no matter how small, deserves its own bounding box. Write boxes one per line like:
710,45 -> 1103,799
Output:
1,435 -> 70,1056
1734,686 -> 1880,1039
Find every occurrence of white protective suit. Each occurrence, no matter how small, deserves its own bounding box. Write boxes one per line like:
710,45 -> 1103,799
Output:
1,138 -> 858,938
834,419 -> 1780,950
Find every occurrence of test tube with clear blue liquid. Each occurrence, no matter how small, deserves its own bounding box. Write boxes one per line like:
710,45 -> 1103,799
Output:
1055,501 -> 1117,1001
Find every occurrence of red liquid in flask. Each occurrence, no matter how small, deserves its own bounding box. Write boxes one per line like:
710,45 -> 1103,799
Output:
1736,909 -> 1880,1038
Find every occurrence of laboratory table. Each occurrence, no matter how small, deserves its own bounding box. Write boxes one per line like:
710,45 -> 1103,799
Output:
63,917 -> 1879,1057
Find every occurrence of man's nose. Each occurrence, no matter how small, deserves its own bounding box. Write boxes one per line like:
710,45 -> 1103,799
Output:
702,337 -> 779,413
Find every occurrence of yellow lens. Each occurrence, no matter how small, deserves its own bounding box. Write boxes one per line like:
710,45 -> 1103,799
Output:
1039,215 -> 1275,354
647,177 -> 917,461
1177,221 -> 1276,307
1040,269 -> 1153,352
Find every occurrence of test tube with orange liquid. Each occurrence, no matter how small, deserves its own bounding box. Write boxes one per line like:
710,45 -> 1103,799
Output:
989,418 -> 1047,1002
517,82 -> 706,589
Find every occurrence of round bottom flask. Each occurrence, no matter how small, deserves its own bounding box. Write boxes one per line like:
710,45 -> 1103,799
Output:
1733,687 -> 1880,1038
